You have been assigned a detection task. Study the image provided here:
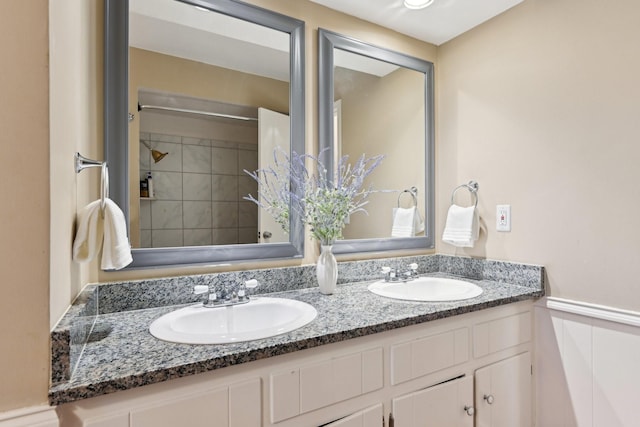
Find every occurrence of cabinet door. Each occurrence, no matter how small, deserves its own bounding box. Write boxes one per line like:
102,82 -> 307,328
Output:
392,376 -> 474,427
323,403 -> 383,427
475,352 -> 531,427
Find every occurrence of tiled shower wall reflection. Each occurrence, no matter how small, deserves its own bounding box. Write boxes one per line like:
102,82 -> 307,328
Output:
139,132 -> 258,248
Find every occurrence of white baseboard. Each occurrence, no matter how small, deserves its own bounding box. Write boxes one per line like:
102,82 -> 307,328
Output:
0,405 -> 58,427
537,296 -> 640,327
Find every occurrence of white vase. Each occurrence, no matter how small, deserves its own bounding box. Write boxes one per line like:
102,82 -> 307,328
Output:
316,244 -> 338,295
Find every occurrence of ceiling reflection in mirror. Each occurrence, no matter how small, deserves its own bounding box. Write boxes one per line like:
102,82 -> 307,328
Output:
318,29 -> 434,255
129,0 -> 291,249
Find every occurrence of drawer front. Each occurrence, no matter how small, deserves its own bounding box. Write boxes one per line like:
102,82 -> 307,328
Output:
270,347 -> 384,422
473,311 -> 531,358
391,328 -> 469,385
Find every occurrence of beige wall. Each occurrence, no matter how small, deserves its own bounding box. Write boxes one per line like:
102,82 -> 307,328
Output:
49,0 -> 103,327
0,0 -> 50,411
437,0 -> 640,310
339,67 -> 425,239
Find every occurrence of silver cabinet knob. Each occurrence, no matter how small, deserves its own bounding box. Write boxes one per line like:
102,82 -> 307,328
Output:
263,231 -> 272,239
484,394 -> 494,404
464,406 -> 475,416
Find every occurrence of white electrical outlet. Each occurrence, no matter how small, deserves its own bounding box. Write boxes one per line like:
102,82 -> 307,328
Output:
496,205 -> 511,232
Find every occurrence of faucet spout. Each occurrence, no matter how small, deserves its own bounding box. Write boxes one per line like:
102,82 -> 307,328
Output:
381,263 -> 419,282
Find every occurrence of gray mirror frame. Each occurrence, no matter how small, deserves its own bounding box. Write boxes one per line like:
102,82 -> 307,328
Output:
318,28 -> 435,254
104,0 -> 305,269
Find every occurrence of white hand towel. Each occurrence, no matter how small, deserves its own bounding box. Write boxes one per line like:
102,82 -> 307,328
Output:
101,199 -> 133,270
72,200 -> 104,263
442,204 -> 479,247
392,206 -> 417,237
414,207 -> 425,234
72,199 -> 132,270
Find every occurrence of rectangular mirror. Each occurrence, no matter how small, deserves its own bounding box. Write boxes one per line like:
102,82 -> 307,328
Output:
104,0 -> 305,268
318,29 -> 435,254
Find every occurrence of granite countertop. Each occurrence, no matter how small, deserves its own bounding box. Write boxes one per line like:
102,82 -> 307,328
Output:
49,267 -> 543,406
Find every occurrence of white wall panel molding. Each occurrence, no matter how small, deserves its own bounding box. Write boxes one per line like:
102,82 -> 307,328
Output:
535,297 -> 640,427
538,296 -> 640,328
0,405 -> 58,427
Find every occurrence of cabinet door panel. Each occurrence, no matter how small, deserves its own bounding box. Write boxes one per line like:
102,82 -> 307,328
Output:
82,414 -> 129,427
391,328 -> 469,385
361,403 -> 384,427
270,369 -> 300,422
300,360 -> 334,412
392,376 -> 473,427
333,353 -> 363,403
475,352 -> 531,427
474,312 -> 531,358
130,387 -> 228,427
362,347 -> 384,393
229,378 -> 261,427
324,403 -> 383,427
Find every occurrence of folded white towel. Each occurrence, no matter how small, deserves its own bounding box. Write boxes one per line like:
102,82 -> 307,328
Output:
72,198 -> 132,270
414,207 -> 425,234
442,204 -> 479,247
392,206 -> 417,237
101,199 -> 133,270
72,200 -> 104,263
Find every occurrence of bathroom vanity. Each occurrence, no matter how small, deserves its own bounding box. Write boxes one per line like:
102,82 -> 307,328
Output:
51,255 -> 543,426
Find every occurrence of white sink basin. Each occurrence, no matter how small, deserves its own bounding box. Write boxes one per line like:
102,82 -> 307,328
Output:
149,297 -> 317,344
368,277 -> 483,302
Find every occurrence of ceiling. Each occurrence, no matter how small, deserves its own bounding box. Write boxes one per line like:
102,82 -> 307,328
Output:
308,0 -> 524,46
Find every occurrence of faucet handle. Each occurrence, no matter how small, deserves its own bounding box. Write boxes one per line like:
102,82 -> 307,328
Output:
193,285 -> 209,295
409,263 -> 418,271
245,279 -> 259,289
381,266 -> 391,274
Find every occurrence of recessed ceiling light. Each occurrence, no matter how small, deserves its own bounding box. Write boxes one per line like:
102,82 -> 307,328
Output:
403,0 -> 435,9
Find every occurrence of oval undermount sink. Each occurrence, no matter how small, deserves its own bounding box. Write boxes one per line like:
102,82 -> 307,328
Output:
150,297 -> 317,344
368,277 -> 483,302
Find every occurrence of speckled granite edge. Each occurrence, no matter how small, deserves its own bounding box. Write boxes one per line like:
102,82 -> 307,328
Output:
50,285 -> 98,386
50,255 -> 544,391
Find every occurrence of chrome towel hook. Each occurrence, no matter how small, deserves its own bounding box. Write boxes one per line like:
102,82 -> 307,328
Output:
397,186 -> 418,208
451,180 -> 479,207
75,152 -> 109,216
75,152 -> 105,173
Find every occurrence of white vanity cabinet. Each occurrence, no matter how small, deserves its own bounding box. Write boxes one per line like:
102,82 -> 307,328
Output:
56,301 -> 534,427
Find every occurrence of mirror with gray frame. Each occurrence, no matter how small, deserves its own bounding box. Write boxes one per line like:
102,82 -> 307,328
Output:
104,0 -> 305,268
318,29 -> 435,254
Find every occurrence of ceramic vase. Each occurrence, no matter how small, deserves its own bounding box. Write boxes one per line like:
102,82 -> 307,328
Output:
316,244 -> 338,295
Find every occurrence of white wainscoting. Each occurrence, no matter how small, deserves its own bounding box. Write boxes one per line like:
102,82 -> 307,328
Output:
535,297 -> 640,427
0,405 -> 58,427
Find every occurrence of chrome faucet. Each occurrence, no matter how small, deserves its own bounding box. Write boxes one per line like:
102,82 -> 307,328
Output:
381,263 -> 419,282
193,279 -> 259,308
